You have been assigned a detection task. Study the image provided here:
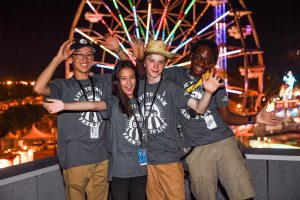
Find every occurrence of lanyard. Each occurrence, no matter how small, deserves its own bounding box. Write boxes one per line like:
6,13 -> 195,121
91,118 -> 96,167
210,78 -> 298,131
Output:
131,100 -> 145,145
143,75 -> 163,117
186,69 -> 200,94
73,76 -> 95,101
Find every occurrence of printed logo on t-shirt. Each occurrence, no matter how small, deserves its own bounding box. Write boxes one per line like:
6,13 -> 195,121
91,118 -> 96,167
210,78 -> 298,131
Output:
138,91 -> 168,135
73,87 -> 103,128
123,104 -> 143,145
222,96 -> 229,102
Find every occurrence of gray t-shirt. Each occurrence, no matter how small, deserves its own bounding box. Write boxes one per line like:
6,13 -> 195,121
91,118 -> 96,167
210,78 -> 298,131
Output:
163,67 -> 233,147
104,96 -> 147,180
137,77 -> 190,164
48,73 -> 112,170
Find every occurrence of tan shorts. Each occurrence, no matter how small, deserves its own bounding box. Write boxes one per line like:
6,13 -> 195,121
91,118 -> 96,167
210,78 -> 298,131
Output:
63,160 -> 109,200
146,162 -> 185,200
186,137 -> 255,200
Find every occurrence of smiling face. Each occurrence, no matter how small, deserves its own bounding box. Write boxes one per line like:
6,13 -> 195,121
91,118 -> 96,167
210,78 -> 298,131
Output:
190,45 -> 215,77
118,67 -> 136,98
70,47 -> 94,78
144,54 -> 167,84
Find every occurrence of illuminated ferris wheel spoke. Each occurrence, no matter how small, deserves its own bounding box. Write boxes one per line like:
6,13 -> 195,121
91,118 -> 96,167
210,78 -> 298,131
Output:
178,0 -> 187,19
85,1 -> 130,56
100,1 -> 121,25
145,0 -> 152,44
75,28 -> 120,59
180,4 -> 210,44
154,0 -> 170,40
167,34 -> 175,50
161,18 -> 166,40
126,0 -> 141,38
165,0 -> 196,43
111,0 -> 132,43
172,11 -> 230,53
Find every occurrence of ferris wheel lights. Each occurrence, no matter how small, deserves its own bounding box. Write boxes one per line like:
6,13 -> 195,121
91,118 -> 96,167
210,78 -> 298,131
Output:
165,20 -> 182,43
145,1 -> 152,44
95,64 -> 114,70
132,6 -> 140,39
154,0 -> 170,40
111,0 -> 132,43
75,28 -> 120,60
165,0 -> 196,43
184,0 -> 197,15
196,11 -> 230,35
228,25 -> 252,39
167,61 -> 191,68
219,49 -> 242,57
85,1 -> 130,57
226,89 -> 243,95
112,0 -> 119,9
207,0 -> 227,7
228,10 -> 252,17
84,12 -> 100,23
172,11 -> 230,53
86,0 -> 96,12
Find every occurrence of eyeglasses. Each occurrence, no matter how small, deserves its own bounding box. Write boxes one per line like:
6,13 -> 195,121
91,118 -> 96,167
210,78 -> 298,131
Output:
72,53 -> 94,60
191,54 -> 214,66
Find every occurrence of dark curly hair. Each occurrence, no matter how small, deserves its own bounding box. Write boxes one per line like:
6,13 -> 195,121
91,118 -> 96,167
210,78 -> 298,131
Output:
190,39 -> 219,64
112,60 -> 139,117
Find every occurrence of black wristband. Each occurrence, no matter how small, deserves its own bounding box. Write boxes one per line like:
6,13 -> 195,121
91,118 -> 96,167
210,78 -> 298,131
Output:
248,115 -> 254,124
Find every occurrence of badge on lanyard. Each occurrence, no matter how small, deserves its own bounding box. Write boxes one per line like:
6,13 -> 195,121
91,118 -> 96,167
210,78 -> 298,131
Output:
138,148 -> 147,165
204,115 -> 217,129
90,125 -> 99,138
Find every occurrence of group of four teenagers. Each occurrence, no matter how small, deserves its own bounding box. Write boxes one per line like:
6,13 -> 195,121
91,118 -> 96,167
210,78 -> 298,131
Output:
36,33 -> 280,200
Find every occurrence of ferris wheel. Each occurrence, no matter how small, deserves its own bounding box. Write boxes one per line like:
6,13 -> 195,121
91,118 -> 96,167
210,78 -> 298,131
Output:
68,0 -> 265,114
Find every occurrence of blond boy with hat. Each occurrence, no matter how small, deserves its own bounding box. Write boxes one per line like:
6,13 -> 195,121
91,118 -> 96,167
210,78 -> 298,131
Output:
137,39 -> 223,199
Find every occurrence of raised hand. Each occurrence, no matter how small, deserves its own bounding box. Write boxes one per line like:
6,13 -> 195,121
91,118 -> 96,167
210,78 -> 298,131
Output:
128,35 -> 145,61
256,104 -> 283,126
202,71 -> 225,94
100,33 -> 121,53
56,39 -> 75,62
42,99 -> 65,114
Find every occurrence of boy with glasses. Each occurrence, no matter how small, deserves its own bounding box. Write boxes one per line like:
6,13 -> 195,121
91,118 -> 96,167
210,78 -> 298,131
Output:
33,36 -> 127,200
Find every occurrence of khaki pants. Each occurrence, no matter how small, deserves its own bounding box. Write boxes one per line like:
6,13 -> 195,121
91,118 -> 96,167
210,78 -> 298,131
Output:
63,160 -> 109,200
186,137 -> 255,200
146,162 -> 185,200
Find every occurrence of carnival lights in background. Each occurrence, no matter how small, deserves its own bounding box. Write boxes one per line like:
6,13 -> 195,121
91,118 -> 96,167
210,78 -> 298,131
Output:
75,28 -> 120,60
72,0 -> 246,82
171,11 -> 230,53
86,0 -> 129,56
215,2 -> 227,72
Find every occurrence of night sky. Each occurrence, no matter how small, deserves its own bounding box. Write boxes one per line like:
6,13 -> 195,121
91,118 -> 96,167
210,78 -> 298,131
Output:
0,0 -> 299,87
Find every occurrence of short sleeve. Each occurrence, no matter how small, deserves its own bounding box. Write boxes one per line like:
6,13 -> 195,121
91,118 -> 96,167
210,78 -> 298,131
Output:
48,79 -> 63,99
163,67 -> 181,82
215,88 -> 229,108
103,96 -> 118,119
92,73 -> 112,97
170,81 -> 190,109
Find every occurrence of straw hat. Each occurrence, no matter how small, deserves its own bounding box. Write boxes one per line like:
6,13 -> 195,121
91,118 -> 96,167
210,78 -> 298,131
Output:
146,40 -> 177,58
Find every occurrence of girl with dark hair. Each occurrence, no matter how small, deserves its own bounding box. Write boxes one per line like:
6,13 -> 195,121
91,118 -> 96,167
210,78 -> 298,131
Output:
43,60 -> 147,200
